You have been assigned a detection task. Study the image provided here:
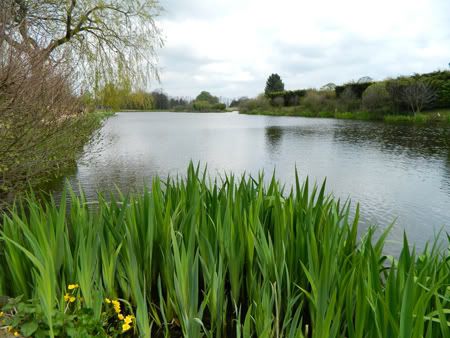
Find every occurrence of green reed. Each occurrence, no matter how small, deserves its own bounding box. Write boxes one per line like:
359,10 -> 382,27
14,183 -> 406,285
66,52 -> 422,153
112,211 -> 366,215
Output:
0,163 -> 449,337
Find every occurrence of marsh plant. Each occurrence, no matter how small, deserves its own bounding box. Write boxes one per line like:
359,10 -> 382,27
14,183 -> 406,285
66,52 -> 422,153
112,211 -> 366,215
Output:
0,164 -> 449,337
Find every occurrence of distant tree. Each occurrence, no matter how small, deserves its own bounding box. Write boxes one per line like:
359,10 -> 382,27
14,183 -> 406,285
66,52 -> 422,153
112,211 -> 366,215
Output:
265,74 -> 285,95
152,90 -> 169,110
321,83 -> 337,91
230,97 -> 249,107
195,91 -> 219,104
403,80 -> 436,115
126,90 -> 153,110
169,97 -> 190,109
97,83 -> 130,110
357,76 -> 374,84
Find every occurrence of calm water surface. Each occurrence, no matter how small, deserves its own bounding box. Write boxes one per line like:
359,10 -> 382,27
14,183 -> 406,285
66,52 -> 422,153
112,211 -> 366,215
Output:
69,112 -> 450,254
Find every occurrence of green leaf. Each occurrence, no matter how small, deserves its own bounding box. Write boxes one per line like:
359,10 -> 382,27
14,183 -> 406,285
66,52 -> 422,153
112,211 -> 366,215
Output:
20,321 -> 39,336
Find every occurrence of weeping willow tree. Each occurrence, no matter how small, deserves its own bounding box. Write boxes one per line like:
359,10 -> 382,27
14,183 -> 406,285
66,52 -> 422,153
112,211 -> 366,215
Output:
0,0 -> 163,204
1,0 -> 163,85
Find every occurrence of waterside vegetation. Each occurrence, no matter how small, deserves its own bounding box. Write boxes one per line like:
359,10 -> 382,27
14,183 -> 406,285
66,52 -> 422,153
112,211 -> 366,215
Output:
0,0 -> 163,206
238,71 -> 450,124
1,165 -> 449,337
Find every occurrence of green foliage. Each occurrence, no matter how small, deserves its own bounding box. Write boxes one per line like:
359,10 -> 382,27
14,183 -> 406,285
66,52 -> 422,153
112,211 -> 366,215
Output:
242,70 -> 450,121
239,94 -> 271,113
337,87 -> 361,112
195,91 -> 220,105
335,82 -> 374,99
1,164 -> 449,337
301,90 -> 337,113
265,74 -> 285,95
230,97 -> 249,108
94,83 -> 154,111
362,82 -> 391,116
413,70 -> 450,108
192,92 -> 225,112
0,112 -> 108,206
266,90 -> 307,106
1,294 -> 136,337
152,91 -> 170,110
3,0 -> 163,88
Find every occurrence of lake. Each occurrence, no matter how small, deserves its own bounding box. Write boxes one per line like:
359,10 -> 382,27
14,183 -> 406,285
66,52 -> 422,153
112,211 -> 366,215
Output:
68,111 -> 450,255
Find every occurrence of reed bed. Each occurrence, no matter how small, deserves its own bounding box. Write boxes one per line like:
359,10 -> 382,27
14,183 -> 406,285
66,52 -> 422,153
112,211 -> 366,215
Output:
0,164 -> 449,337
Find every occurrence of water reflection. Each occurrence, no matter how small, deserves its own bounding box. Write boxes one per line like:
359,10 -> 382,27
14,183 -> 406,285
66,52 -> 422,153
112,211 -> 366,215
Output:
265,126 -> 284,154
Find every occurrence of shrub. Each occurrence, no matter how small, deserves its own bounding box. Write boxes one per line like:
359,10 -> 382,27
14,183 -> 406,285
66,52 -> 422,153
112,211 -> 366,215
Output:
266,90 -> 307,107
0,47 -> 104,205
362,82 -> 392,116
192,100 -> 209,111
239,94 -> 271,113
212,103 -> 226,111
271,96 -> 285,107
335,82 -> 374,98
337,87 -> 361,112
302,90 -> 337,113
403,80 -> 436,115
195,91 -> 219,105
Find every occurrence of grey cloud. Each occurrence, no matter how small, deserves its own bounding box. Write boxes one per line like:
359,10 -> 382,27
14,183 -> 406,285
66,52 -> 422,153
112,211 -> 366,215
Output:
154,0 -> 450,98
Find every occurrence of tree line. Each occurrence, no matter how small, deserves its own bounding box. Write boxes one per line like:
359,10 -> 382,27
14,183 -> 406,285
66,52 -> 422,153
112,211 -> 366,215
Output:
89,84 -> 227,112
238,71 -> 450,117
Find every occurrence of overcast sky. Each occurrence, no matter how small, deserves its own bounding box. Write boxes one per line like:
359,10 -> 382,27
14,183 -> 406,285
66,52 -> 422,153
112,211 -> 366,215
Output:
155,0 -> 450,99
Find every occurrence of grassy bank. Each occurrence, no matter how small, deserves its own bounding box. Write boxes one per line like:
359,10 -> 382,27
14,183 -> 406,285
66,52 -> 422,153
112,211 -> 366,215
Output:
1,164 -> 449,337
242,107 -> 450,124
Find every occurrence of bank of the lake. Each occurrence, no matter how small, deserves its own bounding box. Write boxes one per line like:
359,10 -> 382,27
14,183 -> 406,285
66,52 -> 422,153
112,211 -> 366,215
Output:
241,107 -> 450,124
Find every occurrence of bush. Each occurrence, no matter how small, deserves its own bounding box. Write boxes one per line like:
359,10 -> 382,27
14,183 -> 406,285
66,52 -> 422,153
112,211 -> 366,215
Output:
192,100 -> 212,112
335,82 -> 374,98
0,48 -> 104,205
302,90 -> 337,113
212,103 -> 226,111
362,82 -> 392,116
266,90 -> 307,107
402,79 -> 436,115
239,94 -> 272,113
337,87 -> 361,112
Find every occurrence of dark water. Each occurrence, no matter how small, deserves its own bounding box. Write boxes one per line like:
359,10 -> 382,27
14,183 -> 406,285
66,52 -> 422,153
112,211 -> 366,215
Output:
68,112 -> 450,254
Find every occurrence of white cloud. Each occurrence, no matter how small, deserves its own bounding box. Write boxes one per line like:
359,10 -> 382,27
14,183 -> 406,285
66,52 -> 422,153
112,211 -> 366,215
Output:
155,0 -> 450,98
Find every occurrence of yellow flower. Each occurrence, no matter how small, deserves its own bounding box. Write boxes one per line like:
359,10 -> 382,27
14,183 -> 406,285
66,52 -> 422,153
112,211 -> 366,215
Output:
14,332 -> 20,337
64,293 -> 76,303
112,300 -> 121,313
68,284 -> 79,290
118,313 -> 124,320
0,311 -> 3,317
7,326 -> 13,332
122,323 -> 131,332
105,298 -> 111,304
124,315 -> 134,325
